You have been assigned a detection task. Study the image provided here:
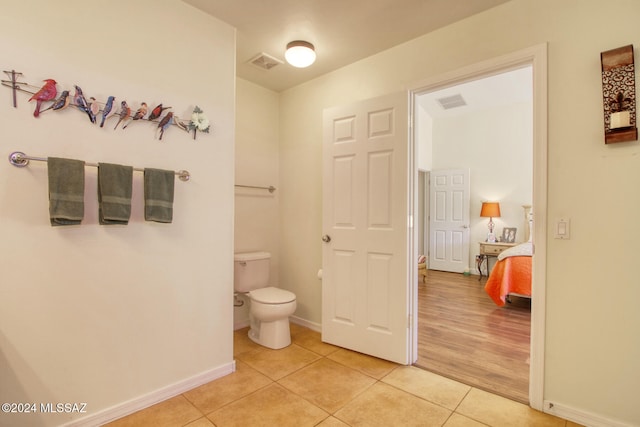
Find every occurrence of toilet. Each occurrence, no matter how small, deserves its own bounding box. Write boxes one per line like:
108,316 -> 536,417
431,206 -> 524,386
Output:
234,252 -> 297,349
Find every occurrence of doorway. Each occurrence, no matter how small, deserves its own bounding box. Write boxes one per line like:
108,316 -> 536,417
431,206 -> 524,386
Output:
320,44 -> 548,410
409,45 -> 547,408
416,66 -> 533,402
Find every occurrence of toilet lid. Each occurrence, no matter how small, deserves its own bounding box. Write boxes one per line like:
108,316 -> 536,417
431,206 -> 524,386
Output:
250,287 -> 296,304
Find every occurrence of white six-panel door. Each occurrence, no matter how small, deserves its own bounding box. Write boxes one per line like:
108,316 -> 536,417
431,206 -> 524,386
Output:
428,169 -> 470,273
322,92 -> 410,364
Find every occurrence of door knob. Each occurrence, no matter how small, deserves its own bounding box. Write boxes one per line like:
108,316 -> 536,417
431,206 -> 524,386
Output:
461,225 -> 469,228
322,235 -> 331,243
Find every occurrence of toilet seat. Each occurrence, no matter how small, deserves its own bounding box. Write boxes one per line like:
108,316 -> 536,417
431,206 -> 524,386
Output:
250,287 -> 296,304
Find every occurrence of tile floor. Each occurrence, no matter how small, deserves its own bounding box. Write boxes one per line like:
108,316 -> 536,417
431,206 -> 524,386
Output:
106,324 -> 581,427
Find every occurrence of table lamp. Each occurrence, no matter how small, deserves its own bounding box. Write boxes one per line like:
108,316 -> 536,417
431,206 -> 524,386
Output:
480,202 -> 501,242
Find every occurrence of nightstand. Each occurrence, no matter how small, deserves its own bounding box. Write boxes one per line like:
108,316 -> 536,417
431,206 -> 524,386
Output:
477,242 -> 517,279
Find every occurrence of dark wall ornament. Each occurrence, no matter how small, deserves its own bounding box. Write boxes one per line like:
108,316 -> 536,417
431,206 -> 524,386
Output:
601,45 -> 637,144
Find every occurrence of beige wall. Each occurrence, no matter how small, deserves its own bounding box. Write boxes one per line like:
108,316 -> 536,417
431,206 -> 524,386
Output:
431,102 -> 533,263
278,0 -> 640,424
0,1 -> 235,425
234,78 -> 280,326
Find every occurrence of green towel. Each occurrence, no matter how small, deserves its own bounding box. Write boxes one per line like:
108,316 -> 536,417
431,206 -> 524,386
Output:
47,157 -> 85,226
144,168 -> 175,223
98,163 -> 133,225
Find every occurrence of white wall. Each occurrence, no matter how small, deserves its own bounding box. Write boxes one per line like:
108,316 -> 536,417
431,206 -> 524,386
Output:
431,102 -> 533,267
0,1 -> 235,425
278,0 -> 640,425
234,78 -> 280,327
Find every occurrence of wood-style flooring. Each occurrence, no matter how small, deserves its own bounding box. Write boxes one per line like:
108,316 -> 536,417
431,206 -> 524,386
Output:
415,269 -> 531,404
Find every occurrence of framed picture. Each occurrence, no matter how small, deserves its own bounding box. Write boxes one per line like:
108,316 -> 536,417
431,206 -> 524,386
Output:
502,227 -> 517,243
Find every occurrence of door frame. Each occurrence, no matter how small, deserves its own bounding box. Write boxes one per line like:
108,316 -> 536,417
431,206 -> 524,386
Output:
407,43 -> 548,410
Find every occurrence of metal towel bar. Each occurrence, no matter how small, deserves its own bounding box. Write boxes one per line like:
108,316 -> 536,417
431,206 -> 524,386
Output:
234,184 -> 276,193
8,151 -> 190,181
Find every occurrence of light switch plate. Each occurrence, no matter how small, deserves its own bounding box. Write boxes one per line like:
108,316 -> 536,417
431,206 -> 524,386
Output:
555,218 -> 570,239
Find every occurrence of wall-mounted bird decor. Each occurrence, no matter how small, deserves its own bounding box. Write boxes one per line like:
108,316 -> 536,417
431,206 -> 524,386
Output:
1,69 -> 211,141
158,112 -> 174,140
40,90 -> 70,113
29,79 -> 57,117
123,102 -> 148,129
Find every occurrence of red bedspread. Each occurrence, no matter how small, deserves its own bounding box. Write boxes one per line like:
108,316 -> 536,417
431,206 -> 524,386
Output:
484,256 -> 531,306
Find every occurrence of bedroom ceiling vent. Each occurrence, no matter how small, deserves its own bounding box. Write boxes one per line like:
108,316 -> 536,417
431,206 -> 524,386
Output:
248,52 -> 284,70
436,94 -> 467,110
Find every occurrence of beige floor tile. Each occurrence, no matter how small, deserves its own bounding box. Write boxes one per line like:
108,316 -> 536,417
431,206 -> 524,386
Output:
316,416 -> 351,426
207,383 -> 328,427
289,321 -> 308,336
280,358 -> 377,413
236,343 -> 321,380
184,417 -> 216,427
327,348 -> 398,379
334,382 -> 451,426
456,388 -> 566,427
443,413 -> 488,427
382,365 -> 471,410
183,360 -> 272,414
292,329 -> 340,356
104,395 -> 202,427
233,327 -> 261,357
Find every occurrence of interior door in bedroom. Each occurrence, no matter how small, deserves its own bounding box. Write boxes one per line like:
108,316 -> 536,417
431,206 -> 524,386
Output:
428,168 -> 470,273
321,92 -> 411,365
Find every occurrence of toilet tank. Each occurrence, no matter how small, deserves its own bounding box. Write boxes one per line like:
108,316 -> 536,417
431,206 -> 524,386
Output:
234,252 -> 271,292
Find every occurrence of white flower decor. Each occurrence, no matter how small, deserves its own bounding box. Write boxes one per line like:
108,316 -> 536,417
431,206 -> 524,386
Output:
187,106 -> 210,139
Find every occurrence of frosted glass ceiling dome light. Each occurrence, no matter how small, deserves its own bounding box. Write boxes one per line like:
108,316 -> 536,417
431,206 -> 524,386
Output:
285,40 -> 316,68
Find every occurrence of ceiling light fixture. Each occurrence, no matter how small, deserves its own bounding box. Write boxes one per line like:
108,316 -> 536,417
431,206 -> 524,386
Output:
285,40 -> 316,68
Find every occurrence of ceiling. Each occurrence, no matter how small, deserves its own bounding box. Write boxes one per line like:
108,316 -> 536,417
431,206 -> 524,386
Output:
182,0 -> 511,92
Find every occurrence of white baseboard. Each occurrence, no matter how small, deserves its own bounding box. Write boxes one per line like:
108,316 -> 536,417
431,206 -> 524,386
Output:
63,361 -> 236,427
544,400 -> 636,427
290,315 -> 321,332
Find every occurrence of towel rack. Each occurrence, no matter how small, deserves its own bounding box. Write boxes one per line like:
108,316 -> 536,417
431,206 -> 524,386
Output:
235,184 -> 276,193
8,151 -> 190,182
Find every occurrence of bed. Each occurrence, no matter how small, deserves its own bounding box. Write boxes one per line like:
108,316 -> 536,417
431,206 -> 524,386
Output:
484,205 -> 533,306
484,242 -> 532,306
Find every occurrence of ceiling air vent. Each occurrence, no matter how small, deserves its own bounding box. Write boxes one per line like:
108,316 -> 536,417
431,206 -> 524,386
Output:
436,94 -> 467,110
248,52 -> 283,70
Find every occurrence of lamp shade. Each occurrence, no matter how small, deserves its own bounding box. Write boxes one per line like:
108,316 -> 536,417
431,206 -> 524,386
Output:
480,202 -> 501,218
285,40 -> 316,68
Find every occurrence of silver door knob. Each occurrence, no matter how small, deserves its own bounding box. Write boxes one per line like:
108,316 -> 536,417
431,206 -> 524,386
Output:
461,225 -> 469,228
322,235 -> 331,243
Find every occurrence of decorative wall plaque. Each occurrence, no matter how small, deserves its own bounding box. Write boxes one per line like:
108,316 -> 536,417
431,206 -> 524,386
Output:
601,45 -> 637,144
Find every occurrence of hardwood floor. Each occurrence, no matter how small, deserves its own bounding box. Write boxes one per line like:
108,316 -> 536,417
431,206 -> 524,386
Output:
415,269 -> 531,404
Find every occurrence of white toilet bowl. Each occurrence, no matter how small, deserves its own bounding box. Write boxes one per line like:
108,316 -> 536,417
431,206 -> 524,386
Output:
247,287 -> 296,349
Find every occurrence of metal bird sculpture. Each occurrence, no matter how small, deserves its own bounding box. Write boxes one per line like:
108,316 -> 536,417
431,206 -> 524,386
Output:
148,103 -> 170,121
29,79 -> 57,117
88,97 -> 100,124
123,102 -> 147,129
157,112 -> 174,140
73,85 -> 95,123
40,90 -> 70,113
100,96 -> 115,128
113,100 -> 131,130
